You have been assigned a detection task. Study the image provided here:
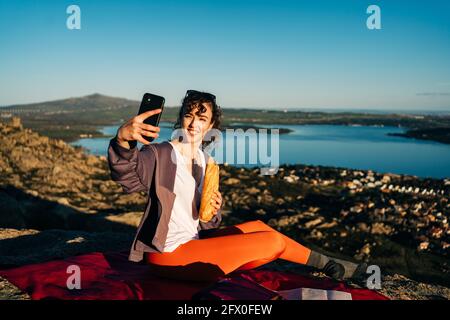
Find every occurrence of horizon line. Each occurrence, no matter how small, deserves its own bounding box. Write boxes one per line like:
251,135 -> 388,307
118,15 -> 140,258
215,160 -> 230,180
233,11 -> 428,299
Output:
0,93 -> 449,115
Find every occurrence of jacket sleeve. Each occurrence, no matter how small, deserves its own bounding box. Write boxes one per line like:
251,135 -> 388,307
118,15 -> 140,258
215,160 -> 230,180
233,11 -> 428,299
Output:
107,136 -> 156,194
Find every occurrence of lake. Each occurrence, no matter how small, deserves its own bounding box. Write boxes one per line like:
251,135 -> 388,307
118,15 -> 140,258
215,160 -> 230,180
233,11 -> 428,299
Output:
69,122 -> 450,179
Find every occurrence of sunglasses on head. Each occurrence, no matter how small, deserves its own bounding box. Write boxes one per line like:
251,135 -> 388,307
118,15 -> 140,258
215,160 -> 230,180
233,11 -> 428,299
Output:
185,90 -> 216,102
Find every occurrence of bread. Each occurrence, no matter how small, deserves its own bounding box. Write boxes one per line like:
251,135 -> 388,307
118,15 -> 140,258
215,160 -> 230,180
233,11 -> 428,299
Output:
199,157 -> 220,222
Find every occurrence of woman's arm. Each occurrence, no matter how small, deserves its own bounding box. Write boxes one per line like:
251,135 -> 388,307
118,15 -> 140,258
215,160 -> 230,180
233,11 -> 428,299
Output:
107,108 -> 161,194
107,136 -> 156,194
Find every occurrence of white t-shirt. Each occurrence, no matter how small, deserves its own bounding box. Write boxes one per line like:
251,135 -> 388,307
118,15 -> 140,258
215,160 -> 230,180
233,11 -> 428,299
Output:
163,142 -> 206,252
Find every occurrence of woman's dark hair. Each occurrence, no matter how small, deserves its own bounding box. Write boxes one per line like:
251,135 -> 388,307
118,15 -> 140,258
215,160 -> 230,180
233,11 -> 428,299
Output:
173,90 -> 223,150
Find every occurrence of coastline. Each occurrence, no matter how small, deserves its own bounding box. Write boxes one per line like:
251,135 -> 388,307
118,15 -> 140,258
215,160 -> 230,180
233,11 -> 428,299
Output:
388,127 -> 450,145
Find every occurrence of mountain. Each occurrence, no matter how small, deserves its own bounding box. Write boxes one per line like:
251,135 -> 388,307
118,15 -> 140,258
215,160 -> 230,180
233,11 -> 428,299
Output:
0,93 -> 139,113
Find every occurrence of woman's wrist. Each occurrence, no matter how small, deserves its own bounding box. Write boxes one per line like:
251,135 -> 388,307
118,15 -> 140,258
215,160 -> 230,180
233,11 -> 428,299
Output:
116,135 -> 131,149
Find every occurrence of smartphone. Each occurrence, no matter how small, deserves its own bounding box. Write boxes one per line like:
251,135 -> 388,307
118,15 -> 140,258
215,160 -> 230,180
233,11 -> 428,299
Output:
137,93 -> 165,142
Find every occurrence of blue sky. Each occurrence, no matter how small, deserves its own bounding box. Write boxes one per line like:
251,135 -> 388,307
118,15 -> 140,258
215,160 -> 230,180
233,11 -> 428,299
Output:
0,0 -> 449,110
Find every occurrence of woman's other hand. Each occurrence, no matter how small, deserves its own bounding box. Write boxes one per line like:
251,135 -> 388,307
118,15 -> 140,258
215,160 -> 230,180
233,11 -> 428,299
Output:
210,190 -> 222,215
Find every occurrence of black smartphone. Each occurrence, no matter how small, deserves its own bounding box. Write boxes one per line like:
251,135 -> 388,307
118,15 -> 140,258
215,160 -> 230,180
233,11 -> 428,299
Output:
137,93 -> 165,142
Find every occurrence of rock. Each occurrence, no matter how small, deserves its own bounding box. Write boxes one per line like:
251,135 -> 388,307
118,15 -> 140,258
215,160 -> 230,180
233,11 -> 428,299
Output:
359,243 -> 371,256
283,175 -> 299,183
10,117 -> 23,130
419,241 -> 430,251
105,212 -> 143,227
27,190 -> 38,197
316,221 -> 338,229
357,222 -> 369,233
304,218 -> 323,229
379,274 -> 450,300
309,229 -> 323,239
0,276 -> 30,300
11,150 -> 44,171
223,178 -> 240,185
257,180 -> 267,187
66,236 -> 85,244
115,193 -> 146,206
339,231 -> 348,237
57,197 -> 71,206
255,208 -> 266,216
349,204 -> 364,213
371,222 -> 393,235
429,227 -> 443,239
245,187 -> 260,195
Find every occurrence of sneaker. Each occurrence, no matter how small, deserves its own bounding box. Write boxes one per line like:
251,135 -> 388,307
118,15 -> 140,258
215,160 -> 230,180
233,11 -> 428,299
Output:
322,260 -> 345,280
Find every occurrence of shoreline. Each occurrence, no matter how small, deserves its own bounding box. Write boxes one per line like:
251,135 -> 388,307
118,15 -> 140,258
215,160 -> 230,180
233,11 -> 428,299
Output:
54,122 -> 450,146
58,121 -> 447,145
388,127 -> 450,145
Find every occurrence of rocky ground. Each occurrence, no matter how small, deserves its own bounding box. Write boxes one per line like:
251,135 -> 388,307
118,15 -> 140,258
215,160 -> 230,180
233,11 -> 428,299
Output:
0,117 -> 449,300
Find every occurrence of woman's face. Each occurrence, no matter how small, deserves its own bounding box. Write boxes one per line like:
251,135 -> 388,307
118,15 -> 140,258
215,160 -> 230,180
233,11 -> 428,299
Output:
181,102 -> 214,143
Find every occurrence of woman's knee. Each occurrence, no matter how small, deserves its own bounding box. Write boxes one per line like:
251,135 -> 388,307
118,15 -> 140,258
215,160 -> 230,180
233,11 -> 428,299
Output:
264,231 -> 286,257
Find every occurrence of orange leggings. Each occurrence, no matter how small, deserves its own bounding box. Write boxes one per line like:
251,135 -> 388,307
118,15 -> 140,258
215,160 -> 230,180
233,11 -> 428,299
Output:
145,220 -> 311,281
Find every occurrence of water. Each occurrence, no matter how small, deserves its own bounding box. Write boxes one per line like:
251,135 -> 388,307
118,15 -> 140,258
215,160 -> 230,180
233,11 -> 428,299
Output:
70,122 -> 450,179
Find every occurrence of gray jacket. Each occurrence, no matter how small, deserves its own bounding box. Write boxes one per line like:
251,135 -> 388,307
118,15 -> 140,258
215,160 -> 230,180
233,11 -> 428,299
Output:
107,137 -> 222,262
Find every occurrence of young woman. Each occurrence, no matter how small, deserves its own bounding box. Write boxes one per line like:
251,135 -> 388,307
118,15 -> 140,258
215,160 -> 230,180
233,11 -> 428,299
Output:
108,90 -> 367,282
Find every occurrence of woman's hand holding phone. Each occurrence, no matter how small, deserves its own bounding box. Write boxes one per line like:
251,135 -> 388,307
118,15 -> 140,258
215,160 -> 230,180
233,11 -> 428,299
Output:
116,108 -> 162,148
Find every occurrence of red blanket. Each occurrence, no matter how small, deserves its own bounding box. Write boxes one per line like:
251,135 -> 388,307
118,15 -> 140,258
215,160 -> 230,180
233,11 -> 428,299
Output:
0,251 -> 388,300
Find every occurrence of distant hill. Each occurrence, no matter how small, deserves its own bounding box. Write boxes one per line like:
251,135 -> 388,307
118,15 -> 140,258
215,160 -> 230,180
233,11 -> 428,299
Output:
1,93 -> 139,113
0,93 -> 182,126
